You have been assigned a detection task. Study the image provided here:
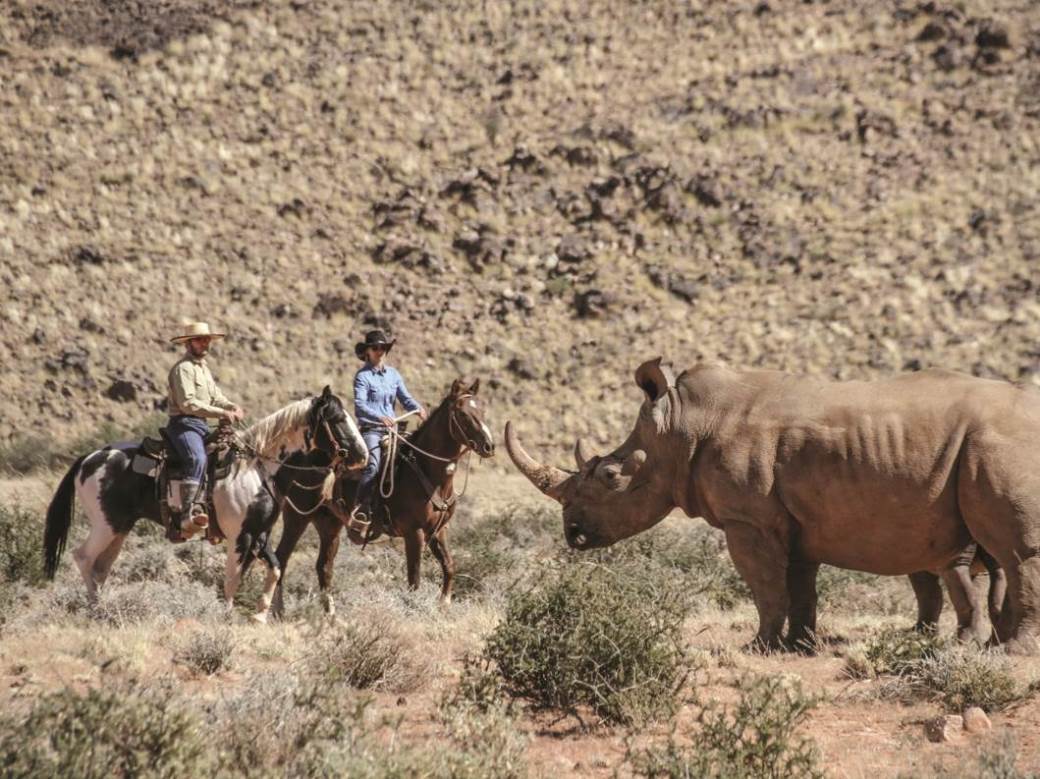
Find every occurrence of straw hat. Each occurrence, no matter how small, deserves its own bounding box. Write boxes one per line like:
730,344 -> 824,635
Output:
170,322 -> 226,344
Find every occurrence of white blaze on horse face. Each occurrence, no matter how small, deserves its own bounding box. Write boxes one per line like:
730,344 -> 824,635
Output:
480,422 -> 493,442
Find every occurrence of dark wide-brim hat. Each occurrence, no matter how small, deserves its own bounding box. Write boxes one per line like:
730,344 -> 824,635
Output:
355,329 -> 397,360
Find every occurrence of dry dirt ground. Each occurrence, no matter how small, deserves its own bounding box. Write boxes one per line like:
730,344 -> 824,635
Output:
2,0 -> 1040,776
2,471 -> 1040,777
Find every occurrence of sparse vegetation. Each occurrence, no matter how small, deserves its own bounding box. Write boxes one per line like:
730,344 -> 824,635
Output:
0,505 -> 46,587
0,681 -> 212,778
847,627 -> 1031,711
628,674 -> 824,779
305,619 -> 430,693
176,627 -> 235,675
481,562 -> 693,724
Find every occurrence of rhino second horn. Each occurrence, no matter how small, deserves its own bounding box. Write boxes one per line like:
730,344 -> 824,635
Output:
505,421 -> 570,501
622,449 -> 647,477
574,438 -> 595,470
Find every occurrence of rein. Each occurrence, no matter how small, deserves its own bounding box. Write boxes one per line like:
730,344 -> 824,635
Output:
378,401 -> 475,500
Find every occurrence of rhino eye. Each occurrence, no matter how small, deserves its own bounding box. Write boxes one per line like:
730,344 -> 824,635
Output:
598,464 -> 624,489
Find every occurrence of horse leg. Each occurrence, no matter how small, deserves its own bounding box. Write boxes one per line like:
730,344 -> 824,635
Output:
252,558 -> 281,625
223,542 -> 243,613
404,527 -> 425,590
428,526 -> 455,605
91,533 -> 127,591
272,511 -> 309,620
72,519 -> 116,604
315,513 -> 342,615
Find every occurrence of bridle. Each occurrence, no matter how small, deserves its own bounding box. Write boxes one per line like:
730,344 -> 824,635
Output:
446,394 -> 490,453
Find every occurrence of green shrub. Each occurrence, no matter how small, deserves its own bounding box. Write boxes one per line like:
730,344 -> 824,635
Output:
629,675 -> 824,779
863,626 -> 945,676
177,628 -> 235,675
482,562 -> 693,724
585,524 -> 751,610
0,681 -> 212,777
0,505 -> 46,587
909,645 -> 1022,712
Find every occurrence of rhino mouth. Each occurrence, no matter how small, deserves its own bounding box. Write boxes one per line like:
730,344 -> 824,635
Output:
565,520 -> 594,550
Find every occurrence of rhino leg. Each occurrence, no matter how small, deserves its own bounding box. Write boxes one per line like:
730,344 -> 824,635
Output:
941,564 -> 987,644
724,520 -> 789,652
957,454 -> 1040,654
908,571 -> 943,634
976,546 -> 1007,641
785,560 -> 820,653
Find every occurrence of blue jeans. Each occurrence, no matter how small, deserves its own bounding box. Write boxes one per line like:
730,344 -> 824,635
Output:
357,430 -> 384,501
167,415 -> 209,483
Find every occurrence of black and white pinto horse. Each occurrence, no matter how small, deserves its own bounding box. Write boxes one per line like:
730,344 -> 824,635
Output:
43,387 -> 367,622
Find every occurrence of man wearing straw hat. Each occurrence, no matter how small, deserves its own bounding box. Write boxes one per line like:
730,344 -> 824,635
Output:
166,322 -> 244,542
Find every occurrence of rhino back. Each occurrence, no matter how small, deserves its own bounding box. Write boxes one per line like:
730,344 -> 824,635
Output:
681,367 -> 1040,575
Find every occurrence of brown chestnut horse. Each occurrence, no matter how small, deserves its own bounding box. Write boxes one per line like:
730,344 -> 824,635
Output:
270,378 -> 494,617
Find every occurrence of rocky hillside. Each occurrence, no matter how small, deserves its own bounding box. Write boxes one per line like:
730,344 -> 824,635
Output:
1,0 -> 1038,461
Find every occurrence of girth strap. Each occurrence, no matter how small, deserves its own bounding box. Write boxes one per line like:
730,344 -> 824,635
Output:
400,453 -> 456,513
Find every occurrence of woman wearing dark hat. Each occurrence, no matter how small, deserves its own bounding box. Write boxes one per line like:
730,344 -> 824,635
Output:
351,330 -> 426,523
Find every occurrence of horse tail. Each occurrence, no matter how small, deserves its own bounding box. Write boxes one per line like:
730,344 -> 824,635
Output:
44,454 -> 86,580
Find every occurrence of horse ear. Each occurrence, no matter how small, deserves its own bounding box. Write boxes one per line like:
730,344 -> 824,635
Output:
634,358 -> 674,403
468,378 -> 480,395
451,378 -> 466,397
321,385 -> 332,400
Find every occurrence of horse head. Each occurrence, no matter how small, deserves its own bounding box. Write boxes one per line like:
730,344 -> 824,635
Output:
308,386 -> 368,469
447,378 -> 495,458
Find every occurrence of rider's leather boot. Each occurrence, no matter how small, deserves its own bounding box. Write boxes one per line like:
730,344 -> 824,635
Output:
346,490 -> 375,545
177,481 -> 209,540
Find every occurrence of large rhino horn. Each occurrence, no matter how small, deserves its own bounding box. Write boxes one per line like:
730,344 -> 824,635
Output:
574,438 -> 595,470
505,421 -> 570,501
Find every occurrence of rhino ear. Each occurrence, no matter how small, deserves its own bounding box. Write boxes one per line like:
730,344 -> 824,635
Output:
634,358 -> 674,403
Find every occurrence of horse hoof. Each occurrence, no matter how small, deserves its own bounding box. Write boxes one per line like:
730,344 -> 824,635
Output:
250,612 -> 268,625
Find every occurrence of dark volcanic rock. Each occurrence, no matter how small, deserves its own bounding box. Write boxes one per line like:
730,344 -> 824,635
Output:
855,109 -> 898,142
452,223 -> 505,271
312,293 -> 355,319
572,288 -> 614,318
45,348 -> 90,374
976,20 -> 1011,50
372,236 -> 444,272
557,234 -> 591,263
687,174 -> 723,207
646,264 -> 700,304
105,379 -> 137,402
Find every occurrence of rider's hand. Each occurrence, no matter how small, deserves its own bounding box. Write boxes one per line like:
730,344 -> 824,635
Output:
381,416 -> 396,428
416,407 -> 428,422
227,407 -> 245,423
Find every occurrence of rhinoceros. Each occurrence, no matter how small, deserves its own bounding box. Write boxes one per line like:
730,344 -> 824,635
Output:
911,543 -> 1005,642
506,359 -> 1040,654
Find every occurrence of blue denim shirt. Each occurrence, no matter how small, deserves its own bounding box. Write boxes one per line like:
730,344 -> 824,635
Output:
353,364 -> 420,428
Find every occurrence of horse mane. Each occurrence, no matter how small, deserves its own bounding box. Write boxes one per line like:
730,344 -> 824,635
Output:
409,392 -> 452,444
239,397 -> 313,455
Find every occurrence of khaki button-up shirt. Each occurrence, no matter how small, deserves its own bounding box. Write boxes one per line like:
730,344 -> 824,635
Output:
167,353 -> 236,419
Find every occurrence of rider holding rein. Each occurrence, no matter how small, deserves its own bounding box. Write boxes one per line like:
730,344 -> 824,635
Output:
166,322 -> 244,541
352,330 -> 426,523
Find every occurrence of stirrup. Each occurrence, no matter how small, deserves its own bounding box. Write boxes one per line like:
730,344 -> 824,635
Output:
346,508 -> 372,534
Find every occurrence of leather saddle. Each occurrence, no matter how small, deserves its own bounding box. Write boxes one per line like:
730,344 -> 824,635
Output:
134,424 -> 237,481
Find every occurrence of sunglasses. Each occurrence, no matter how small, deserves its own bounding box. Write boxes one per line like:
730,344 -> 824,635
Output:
369,345 -> 387,352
